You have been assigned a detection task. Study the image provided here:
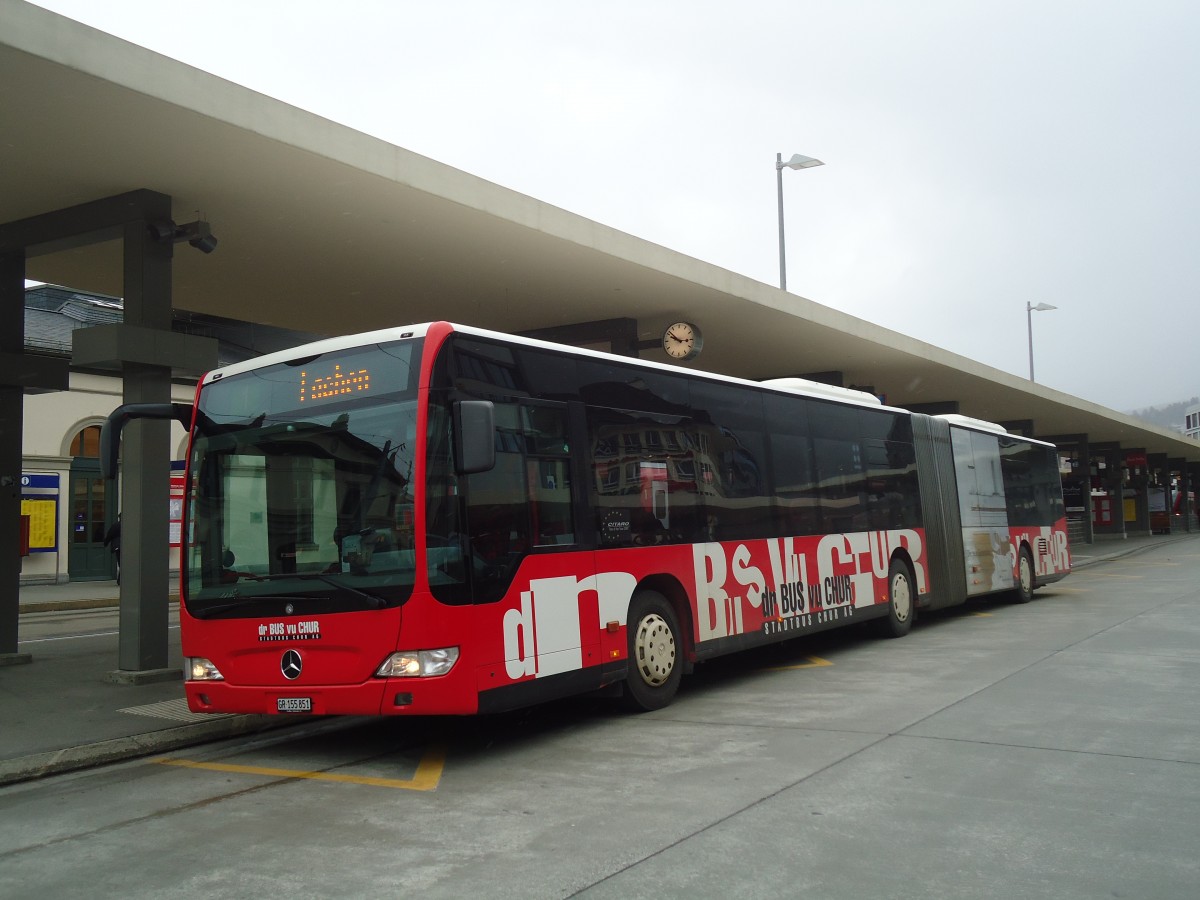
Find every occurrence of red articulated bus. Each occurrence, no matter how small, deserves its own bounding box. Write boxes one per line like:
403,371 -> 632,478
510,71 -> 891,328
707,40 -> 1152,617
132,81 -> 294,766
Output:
102,321 -> 1070,716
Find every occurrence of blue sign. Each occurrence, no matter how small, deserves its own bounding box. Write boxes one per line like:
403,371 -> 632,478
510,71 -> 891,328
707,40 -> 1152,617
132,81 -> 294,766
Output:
21,474 -> 60,491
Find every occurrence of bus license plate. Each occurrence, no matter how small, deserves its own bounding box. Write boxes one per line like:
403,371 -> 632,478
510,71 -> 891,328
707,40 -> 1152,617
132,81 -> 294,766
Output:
277,697 -> 312,713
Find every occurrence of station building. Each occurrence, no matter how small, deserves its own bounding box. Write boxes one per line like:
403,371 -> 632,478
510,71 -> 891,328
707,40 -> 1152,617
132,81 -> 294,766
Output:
4,0 -> 1200,672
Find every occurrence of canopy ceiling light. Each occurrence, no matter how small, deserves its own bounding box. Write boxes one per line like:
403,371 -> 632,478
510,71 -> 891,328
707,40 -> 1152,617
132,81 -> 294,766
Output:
150,218 -> 218,254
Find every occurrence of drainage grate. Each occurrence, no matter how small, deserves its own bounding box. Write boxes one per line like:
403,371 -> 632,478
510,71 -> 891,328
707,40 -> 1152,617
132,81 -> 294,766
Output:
118,698 -> 233,723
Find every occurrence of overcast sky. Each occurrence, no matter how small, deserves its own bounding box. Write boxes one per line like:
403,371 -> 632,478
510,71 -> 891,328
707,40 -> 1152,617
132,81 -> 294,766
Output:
29,0 -> 1200,413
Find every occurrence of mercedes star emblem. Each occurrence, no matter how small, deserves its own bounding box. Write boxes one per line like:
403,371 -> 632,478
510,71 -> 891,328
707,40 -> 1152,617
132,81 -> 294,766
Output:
281,649 -> 303,680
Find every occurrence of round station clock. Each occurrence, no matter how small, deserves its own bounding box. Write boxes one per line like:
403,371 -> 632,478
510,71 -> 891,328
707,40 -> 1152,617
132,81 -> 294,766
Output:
662,321 -> 703,361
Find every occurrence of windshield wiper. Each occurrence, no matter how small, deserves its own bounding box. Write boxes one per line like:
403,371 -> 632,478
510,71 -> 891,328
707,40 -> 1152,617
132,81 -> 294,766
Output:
191,595 -> 329,617
293,572 -> 388,609
204,573 -> 386,609
222,571 -> 388,609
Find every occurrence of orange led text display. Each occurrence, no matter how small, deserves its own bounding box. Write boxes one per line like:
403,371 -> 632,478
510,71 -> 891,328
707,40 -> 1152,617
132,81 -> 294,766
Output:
299,364 -> 370,402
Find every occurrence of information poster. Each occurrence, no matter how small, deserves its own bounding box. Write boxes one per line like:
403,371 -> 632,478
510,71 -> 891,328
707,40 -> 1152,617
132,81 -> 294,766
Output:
20,473 -> 60,552
169,468 -> 186,547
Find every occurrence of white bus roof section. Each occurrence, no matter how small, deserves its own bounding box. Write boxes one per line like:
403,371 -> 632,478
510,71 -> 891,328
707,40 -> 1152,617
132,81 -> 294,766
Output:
937,414 -> 1010,435
761,378 -> 883,407
3,0 -> 1199,465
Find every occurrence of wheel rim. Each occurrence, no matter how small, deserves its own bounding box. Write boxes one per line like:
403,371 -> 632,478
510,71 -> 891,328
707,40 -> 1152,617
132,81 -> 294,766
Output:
633,613 -> 676,687
891,572 -> 912,623
1020,553 -> 1033,594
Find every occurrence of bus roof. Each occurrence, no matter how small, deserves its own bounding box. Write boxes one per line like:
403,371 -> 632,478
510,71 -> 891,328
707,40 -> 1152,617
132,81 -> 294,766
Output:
936,413 -> 1009,435
201,321 -> 906,415
936,413 -> 1060,450
761,377 -> 882,406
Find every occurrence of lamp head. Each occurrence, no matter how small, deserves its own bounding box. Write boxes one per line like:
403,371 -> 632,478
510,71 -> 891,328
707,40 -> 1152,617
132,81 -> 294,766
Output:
149,218 -> 218,254
781,153 -> 824,170
180,220 -> 218,254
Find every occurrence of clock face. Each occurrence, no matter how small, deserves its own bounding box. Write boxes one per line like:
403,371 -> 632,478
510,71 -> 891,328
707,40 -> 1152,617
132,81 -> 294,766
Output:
662,322 -> 702,360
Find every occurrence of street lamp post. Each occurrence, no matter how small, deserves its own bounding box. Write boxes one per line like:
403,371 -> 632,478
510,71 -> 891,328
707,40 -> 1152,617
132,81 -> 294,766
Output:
1026,301 -> 1057,381
776,152 -> 824,291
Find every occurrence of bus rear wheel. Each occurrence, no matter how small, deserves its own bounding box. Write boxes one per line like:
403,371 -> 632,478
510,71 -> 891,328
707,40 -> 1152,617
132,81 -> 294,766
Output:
875,559 -> 915,638
1014,545 -> 1035,603
622,590 -> 682,712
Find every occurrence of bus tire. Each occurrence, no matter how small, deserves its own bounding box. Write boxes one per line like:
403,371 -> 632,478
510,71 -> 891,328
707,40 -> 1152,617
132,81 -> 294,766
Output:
622,590 -> 682,712
875,559 -> 915,639
1014,545 -> 1035,603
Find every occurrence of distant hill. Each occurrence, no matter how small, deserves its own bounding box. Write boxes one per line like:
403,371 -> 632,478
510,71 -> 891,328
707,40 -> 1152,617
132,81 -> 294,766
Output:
1125,397 -> 1198,432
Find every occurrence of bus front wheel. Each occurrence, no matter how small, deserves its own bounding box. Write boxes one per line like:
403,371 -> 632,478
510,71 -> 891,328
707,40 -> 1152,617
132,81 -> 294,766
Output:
875,559 -> 915,638
622,590 -> 682,711
1014,545 -> 1035,603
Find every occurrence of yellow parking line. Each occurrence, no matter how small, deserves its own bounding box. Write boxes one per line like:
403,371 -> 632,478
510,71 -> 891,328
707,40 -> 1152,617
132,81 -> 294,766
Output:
766,655 -> 833,671
155,743 -> 446,791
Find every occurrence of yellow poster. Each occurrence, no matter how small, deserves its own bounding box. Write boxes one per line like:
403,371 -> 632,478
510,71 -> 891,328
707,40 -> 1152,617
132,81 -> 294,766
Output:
21,499 -> 57,550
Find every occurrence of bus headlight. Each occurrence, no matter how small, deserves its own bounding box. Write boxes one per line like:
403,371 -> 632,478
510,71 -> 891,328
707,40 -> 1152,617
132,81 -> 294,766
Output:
186,657 -> 224,681
375,648 -> 460,678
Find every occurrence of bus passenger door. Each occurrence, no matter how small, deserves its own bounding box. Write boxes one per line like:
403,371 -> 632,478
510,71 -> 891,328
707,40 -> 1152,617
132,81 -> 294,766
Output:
466,400 -> 598,684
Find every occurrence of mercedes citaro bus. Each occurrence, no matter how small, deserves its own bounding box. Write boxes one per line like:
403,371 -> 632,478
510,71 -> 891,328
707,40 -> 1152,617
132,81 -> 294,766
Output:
102,321 -> 1070,716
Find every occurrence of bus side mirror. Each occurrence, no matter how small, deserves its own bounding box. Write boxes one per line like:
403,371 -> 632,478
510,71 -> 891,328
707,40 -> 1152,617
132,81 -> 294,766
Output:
100,402 -> 194,479
454,400 -> 496,474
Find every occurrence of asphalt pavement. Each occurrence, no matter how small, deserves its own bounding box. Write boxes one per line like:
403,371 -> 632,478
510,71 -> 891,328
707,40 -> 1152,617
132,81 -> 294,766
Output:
1,533 -> 1195,787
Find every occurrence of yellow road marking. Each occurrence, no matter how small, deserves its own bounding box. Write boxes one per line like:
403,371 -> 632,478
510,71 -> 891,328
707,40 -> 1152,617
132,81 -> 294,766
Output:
155,743 -> 446,791
972,612 -> 994,617
766,655 -> 833,671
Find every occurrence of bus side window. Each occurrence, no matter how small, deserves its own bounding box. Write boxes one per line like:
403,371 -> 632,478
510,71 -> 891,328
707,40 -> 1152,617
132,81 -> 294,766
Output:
588,407 -> 702,547
809,402 -> 868,534
458,401 -> 578,601
689,383 -> 772,541
770,430 -> 820,536
523,404 -> 575,547
465,403 -> 532,590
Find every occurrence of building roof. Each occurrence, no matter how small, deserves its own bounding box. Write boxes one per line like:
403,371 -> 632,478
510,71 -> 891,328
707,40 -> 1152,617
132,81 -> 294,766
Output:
2,0 -> 1198,464
23,284 -> 318,368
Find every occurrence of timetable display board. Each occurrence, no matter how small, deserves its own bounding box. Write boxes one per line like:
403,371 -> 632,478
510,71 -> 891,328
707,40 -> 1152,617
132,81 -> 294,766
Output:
170,461 -> 186,547
21,473 -> 60,553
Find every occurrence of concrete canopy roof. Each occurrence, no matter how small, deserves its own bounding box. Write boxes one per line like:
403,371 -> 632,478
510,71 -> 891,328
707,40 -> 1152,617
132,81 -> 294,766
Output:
3,0 -> 1198,465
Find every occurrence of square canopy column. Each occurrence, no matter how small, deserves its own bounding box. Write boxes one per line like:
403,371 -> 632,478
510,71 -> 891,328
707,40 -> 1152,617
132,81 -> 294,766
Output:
1,252 -> 70,665
2,189 -> 215,679
73,220 -> 217,679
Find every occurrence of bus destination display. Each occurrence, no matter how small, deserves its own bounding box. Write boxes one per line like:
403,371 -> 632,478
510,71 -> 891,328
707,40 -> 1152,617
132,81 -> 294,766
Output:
299,363 -> 370,403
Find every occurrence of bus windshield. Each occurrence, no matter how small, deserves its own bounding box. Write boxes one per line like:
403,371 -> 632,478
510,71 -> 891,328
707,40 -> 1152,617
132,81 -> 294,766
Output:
185,339 -> 423,617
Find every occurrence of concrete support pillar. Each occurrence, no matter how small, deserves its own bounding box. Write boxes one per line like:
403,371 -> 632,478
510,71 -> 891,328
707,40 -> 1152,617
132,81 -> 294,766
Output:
0,252 -> 29,665
1089,443 -> 1126,540
68,211 -> 216,680
114,216 -> 174,678
1123,448 -> 1151,537
1148,453 -> 1169,534
1167,459 -> 1185,533
1076,436 -> 1094,545
1040,433 -> 1091,545
1187,464 -> 1200,531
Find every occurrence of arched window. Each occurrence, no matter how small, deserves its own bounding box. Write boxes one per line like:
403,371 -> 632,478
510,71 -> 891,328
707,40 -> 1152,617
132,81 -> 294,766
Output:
70,425 -> 103,458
